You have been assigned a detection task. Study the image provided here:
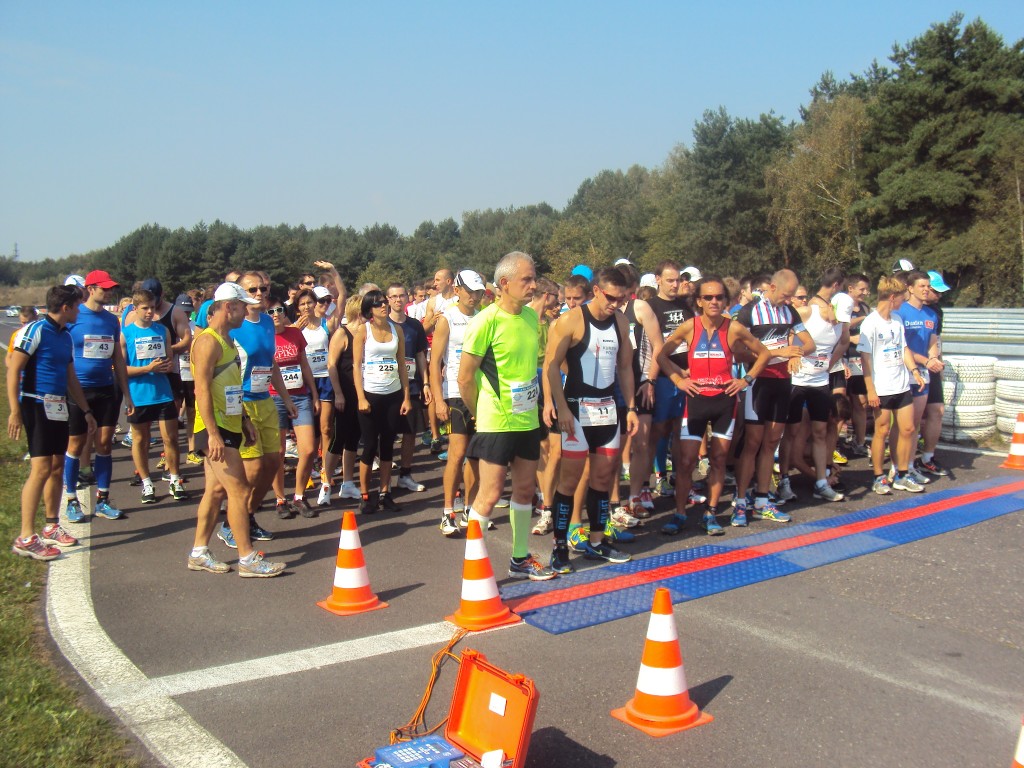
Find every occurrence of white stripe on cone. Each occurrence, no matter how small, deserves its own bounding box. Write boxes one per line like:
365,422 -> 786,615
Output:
646,612 -> 679,643
461,577 -> 499,602
1014,419 -> 1024,435
334,567 -> 370,589
340,529 -> 361,550
635,663 -> 689,697
1010,443 -> 1024,455
464,537 -> 488,560
1014,719 -> 1024,763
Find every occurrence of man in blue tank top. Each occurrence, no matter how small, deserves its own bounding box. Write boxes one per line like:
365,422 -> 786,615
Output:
63,270 -> 133,523
7,285 -> 96,560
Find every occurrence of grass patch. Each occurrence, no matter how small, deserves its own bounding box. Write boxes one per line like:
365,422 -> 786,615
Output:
0,360 -> 141,768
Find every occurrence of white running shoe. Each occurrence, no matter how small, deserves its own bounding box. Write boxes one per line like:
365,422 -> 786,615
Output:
776,476 -> 798,502
531,509 -> 552,535
338,481 -> 362,500
396,474 -> 426,492
316,484 -> 332,507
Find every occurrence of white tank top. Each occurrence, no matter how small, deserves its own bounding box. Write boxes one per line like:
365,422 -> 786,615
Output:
362,321 -> 401,395
442,306 -> 473,399
432,293 -> 454,320
301,322 -> 330,378
793,304 -> 841,387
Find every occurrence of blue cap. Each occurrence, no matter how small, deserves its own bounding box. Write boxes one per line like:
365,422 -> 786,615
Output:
570,264 -> 593,282
927,270 -> 950,293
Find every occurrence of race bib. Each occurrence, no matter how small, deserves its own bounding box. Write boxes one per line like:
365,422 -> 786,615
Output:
405,356 -> 417,377
509,380 -> 539,415
804,351 -> 830,371
881,346 -> 902,368
135,336 -> 165,360
178,352 -> 194,382
578,396 -> 616,427
629,322 -> 638,350
83,334 -> 114,360
44,394 -> 68,422
307,348 -> 328,377
250,365 -> 273,394
224,384 -> 243,416
847,359 -> 863,376
279,364 -> 303,389
365,356 -> 398,386
917,367 -> 931,383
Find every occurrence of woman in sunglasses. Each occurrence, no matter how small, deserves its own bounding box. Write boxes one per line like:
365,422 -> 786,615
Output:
351,290 -> 412,513
267,298 -> 319,518
655,276 -> 772,535
295,287 -> 336,479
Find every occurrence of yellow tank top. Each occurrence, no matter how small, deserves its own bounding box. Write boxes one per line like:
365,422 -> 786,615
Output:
191,328 -> 243,434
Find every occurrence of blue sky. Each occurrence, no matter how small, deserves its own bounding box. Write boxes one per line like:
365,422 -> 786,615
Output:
1,1 -> 1021,262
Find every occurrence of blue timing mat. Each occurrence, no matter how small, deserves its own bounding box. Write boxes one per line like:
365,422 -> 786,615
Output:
502,476 -> 1024,635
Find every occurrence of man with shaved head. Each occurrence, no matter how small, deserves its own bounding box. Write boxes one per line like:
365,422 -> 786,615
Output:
733,268 -> 815,525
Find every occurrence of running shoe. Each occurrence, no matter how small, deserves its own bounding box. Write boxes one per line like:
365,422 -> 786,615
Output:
430,438 -> 444,455
752,502 -> 791,523
359,494 -> 378,515
78,468 -> 96,486
396,474 -> 425,492
578,539 -> 631,563
723,471 -> 737,487
917,458 -> 949,477
730,505 -> 748,527
892,474 -> 924,493
848,442 -> 870,458
437,451 -> 448,461
41,523 -> 78,547
276,500 -> 293,519
95,500 -> 123,520
495,497 -> 510,508
698,457 -> 711,477
507,555 -> 557,581
832,449 -> 849,465
654,476 -> 674,497
619,465 -> 631,482
611,505 -> 641,528
316,484 -> 332,507
378,492 -> 401,512
660,513 -> 687,535
187,551 -> 230,574
637,486 -> 655,511
629,496 -> 651,520
12,534 -> 61,561
217,524 -> 237,549
439,513 -> 460,537
169,480 -> 188,501
141,486 -> 157,504
186,451 -> 204,465
688,488 -> 707,505
121,432 -> 133,447
872,475 -> 893,495
813,482 -> 845,502
700,512 -> 725,536
776,476 -> 798,502
567,526 -> 590,554
65,499 -> 86,524
604,521 -> 636,543
289,498 -> 317,518
129,472 -> 142,487
156,455 -> 166,470
549,548 -> 575,575
906,465 -> 932,486
531,508 -> 553,535
250,519 -> 275,540
284,439 -> 299,460
238,552 -> 285,578
338,481 -> 361,500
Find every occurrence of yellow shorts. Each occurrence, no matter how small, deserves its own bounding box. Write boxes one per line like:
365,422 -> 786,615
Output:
238,398 -> 281,460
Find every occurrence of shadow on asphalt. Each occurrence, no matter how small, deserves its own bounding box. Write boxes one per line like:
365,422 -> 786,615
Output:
526,726 -> 617,767
688,673 -> 733,709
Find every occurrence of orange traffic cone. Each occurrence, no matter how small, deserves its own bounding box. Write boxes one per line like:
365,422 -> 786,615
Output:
611,587 -> 712,737
445,519 -> 521,631
1012,716 -> 1024,768
1002,414 -> 1024,470
317,511 -> 388,616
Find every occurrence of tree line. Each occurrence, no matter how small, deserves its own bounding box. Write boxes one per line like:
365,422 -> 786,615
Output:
6,14 -> 1022,306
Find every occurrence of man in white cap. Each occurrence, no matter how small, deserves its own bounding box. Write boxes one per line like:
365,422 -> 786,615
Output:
187,283 -> 285,577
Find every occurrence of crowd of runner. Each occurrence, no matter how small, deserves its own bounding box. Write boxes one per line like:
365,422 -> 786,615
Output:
6,254 -> 953,580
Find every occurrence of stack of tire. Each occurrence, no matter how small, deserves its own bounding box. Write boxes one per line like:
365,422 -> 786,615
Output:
995,360 -> 1024,440
941,355 -> 997,444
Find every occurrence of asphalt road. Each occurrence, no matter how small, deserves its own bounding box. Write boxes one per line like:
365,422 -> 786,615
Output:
6,318 -> 1022,768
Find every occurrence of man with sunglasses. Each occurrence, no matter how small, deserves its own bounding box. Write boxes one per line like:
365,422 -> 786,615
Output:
219,272 -> 297,547
656,276 -> 771,534
543,266 -> 639,571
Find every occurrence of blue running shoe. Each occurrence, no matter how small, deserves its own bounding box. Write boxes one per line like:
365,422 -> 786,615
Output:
65,498 -> 86,524
578,539 -> 631,563
752,502 -> 791,523
217,523 -> 237,549
604,521 -> 636,543
701,512 -> 725,536
549,548 -> 575,575
660,513 -> 687,535
730,507 -> 748,527
94,500 -> 123,520
249,520 -> 275,541
567,526 -> 589,554
508,554 -> 557,581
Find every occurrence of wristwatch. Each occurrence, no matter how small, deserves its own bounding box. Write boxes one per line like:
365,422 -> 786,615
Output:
627,407 -> 638,413
743,374 -> 754,385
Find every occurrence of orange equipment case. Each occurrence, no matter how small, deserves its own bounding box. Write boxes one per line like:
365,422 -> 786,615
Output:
358,648 -> 538,768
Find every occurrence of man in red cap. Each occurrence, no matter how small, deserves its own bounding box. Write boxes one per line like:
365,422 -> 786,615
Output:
63,270 -> 134,523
